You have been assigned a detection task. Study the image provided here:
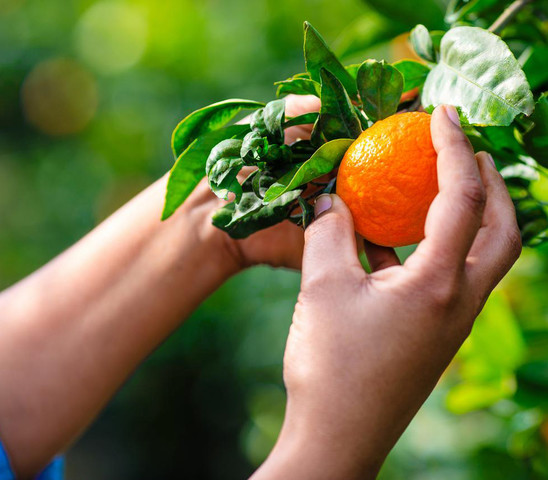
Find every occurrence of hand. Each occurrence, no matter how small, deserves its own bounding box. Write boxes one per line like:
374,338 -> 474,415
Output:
192,94 -> 320,272
0,95 -> 321,478
252,105 -> 521,479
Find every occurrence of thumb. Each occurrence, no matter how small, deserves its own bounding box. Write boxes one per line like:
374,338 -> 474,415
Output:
302,194 -> 364,286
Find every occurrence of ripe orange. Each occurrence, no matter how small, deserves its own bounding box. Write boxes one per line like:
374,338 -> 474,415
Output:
336,112 -> 438,247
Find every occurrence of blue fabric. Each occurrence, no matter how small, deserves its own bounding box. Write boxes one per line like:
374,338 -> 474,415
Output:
0,440 -> 64,480
0,440 -> 13,480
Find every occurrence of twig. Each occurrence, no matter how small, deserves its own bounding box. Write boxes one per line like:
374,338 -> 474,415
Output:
488,0 -> 534,34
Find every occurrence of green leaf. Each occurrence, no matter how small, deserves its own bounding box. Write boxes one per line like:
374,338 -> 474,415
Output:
303,21 -> 358,101
263,138 -> 354,203
393,59 -> 430,91
283,112 -> 319,129
345,64 -> 361,80
275,74 -> 321,97
248,100 -> 286,144
225,193 -> 264,227
162,124 -> 249,220
263,99 -> 286,143
445,0 -> 500,25
410,24 -> 436,63
241,131 -> 268,164
171,99 -> 264,158
297,197 -> 315,230
524,93 -> 548,167
212,190 -> 302,239
317,69 -> 362,141
205,139 -> 244,201
252,170 -> 280,199
422,26 -> 535,126
357,60 -> 403,122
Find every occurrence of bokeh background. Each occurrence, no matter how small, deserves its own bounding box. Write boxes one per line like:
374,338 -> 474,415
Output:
2,0 -> 548,478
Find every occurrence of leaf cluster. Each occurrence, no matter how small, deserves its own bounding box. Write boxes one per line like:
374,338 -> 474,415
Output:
163,4 -> 548,245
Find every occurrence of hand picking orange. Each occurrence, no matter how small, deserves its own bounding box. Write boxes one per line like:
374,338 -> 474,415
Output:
336,112 -> 438,247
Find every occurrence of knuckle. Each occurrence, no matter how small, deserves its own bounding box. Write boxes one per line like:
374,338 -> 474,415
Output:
460,180 -> 486,212
306,212 -> 349,242
504,225 -> 522,262
301,275 -> 328,296
429,274 -> 462,310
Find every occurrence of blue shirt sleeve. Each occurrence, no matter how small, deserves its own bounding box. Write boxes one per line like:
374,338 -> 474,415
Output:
0,440 -> 63,480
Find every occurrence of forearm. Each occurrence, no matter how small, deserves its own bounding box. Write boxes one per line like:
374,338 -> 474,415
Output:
0,176 -> 237,477
251,400 -> 387,480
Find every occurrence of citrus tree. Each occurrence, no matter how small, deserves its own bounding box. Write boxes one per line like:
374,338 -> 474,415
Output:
163,0 -> 548,248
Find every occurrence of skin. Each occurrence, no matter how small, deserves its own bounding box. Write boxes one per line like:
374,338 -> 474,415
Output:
252,105 -> 521,479
0,99 -> 520,479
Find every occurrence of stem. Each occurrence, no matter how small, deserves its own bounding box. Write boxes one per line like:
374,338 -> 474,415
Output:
488,0 -> 534,34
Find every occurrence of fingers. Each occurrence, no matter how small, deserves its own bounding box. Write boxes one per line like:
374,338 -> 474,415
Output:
466,152 -> 521,289
363,240 -> 400,272
284,95 -> 321,144
284,94 -> 320,117
412,105 -> 486,273
302,194 -> 364,285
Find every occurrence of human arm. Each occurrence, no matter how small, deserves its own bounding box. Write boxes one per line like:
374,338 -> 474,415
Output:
0,96 -> 318,478
252,105 -> 522,479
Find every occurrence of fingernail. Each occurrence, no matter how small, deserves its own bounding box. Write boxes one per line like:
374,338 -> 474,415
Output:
444,105 -> 461,127
314,194 -> 332,218
479,151 -> 496,168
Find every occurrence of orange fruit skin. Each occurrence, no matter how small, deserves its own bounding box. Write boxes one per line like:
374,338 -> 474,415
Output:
336,112 -> 438,248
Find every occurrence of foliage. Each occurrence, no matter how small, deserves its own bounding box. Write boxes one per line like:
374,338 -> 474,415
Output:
3,0 -> 548,478
164,2 -> 548,246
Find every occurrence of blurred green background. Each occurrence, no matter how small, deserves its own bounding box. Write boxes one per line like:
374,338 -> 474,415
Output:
2,0 -> 548,478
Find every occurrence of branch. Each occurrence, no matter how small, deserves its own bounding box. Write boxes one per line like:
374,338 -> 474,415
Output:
488,0 -> 534,35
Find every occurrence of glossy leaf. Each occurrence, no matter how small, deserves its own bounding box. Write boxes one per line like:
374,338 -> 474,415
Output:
410,24 -> 436,63
212,190 -> 302,239
225,193 -> 263,227
317,69 -> 362,141
241,131 -> 268,164
357,60 -> 403,122
303,22 -> 358,101
206,139 -> 244,201
393,59 -> 430,91
162,124 -> 249,220
252,170 -> 280,199
263,138 -> 354,203
171,99 -> 263,158
263,99 -> 286,143
283,112 -> 319,129
275,74 -> 321,97
422,27 -> 535,126
297,197 -> 315,229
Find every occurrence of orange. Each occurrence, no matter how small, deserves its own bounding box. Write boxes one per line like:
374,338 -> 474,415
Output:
336,112 -> 438,247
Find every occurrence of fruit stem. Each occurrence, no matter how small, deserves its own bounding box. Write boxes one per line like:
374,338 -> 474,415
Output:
488,0 -> 534,35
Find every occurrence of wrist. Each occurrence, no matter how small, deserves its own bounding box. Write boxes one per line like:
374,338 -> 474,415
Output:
156,175 -> 242,282
253,401 -> 383,480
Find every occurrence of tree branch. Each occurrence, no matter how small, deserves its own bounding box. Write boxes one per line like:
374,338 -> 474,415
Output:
488,0 -> 534,35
